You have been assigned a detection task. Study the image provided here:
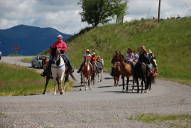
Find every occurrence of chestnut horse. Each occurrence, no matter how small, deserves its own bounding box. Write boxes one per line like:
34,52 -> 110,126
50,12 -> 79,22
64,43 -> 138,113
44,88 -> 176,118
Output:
80,56 -> 92,91
118,55 -> 134,92
113,62 -> 121,86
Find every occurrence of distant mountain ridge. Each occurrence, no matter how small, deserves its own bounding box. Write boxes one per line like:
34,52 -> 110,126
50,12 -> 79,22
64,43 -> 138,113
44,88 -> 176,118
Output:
0,25 -> 72,55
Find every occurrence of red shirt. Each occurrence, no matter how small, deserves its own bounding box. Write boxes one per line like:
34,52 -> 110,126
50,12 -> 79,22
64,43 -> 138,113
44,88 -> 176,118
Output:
51,40 -> 67,52
50,40 -> 68,55
91,56 -> 97,62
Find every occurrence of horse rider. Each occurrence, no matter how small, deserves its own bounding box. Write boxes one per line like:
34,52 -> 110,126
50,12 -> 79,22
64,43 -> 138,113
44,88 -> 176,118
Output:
111,50 -> 123,76
125,48 -> 139,66
147,49 -> 158,75
91,52 -> 97,63
77,49 -> 92,73
97,56 -> 104,67
138,45 -> 150,64
41,34 -> 74,77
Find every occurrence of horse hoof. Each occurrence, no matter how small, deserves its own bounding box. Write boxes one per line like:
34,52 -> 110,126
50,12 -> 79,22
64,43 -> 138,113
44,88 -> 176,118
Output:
60,92 -> 64,95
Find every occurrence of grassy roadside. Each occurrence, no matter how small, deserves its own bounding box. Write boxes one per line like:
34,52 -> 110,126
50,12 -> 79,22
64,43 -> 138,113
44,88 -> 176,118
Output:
128,113 -> 191,128
21,56 -> 34,63
0,63 -> 73,96
67,17 -> 191,86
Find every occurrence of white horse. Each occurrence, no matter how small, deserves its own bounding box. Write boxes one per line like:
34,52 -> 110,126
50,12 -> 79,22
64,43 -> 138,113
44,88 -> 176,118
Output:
97,58 -> 104,82
51,48 -> 66,95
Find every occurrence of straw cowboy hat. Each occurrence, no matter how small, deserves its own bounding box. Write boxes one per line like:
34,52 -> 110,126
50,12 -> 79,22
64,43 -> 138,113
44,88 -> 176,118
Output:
86,49 -> 90,52
140,45 -> 147,52
148,49 -> 153,54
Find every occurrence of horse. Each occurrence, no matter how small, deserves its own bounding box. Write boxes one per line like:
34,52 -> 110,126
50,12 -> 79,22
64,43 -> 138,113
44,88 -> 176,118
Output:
50,48 -> 66,95
119,59 -> 134,92
42,49 -> 76,95
80,56 -> 92,91
134,62 -> 148,93
146,58 -> 157,90
112,62 -> 121,86
96,59 -> 104,82
90,61 -> 97,85
133,53 -> 151,93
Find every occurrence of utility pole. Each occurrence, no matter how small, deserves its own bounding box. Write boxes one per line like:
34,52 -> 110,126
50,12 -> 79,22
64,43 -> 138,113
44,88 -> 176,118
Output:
158,0 -> 161,22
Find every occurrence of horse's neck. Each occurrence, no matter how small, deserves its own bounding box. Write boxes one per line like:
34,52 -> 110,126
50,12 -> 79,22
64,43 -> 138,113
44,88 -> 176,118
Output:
59,56 -> 65,65
85,59 -> 90,64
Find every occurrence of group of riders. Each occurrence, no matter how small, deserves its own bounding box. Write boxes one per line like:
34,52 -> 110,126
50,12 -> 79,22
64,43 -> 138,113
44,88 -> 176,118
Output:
111,46 -> 158,77
77,49 -> 104,74
41,35 -> 104,78
41,34 -> 158,80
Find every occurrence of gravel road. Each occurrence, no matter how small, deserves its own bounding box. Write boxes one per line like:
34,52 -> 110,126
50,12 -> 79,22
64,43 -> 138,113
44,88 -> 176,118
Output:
0,57 -> 191,128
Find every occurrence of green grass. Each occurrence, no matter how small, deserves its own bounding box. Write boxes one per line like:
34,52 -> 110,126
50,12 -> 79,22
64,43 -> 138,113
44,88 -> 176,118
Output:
67,17 -> 191,86
21,56 -> 34,63
128,113 -> 191,128
0,63 -> 73,96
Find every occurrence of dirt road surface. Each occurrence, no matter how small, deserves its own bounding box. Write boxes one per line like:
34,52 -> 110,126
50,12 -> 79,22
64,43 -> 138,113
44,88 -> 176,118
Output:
0,57 -> 191,128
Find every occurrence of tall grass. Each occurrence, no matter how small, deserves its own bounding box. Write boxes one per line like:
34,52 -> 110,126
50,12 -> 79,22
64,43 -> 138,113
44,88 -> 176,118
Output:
0,63 -> 73,96
67,17 -> 191,85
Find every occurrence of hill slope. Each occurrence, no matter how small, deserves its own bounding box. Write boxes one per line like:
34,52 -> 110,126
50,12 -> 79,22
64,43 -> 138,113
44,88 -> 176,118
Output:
67,17 -> 191,85
0,25 -> 72,55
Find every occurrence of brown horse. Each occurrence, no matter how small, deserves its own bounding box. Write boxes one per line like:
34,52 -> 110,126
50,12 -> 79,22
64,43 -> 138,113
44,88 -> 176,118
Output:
118,55 -> 134,92
113,62 -> 121,86
80,56 -> 92,91
120,61 -> 134,92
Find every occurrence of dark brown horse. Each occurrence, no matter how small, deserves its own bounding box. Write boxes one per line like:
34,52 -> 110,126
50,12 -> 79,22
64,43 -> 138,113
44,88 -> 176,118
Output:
80,56 -> 92,91
112,62 -> 121,86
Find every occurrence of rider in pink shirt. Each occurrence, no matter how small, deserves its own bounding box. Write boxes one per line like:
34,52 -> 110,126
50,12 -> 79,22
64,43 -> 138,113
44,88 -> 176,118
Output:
50,35 -> 67,55
41,35 -> 74,77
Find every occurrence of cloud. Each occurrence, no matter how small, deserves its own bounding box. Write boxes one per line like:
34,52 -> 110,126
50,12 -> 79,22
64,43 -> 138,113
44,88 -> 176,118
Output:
0,0 -> 190,34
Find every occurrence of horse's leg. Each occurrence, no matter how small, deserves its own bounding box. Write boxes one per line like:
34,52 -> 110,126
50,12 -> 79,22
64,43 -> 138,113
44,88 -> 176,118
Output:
114,77 -> 116,86
122,76 -> 125,91
59,73 -> 65,95
135,77 -> 139,93
52,78 -> 57,95
126,76 -> 129,92
142,78 -> 146,93
100,70 -> 103,82
80,73 -> 83,91
42,77 -> 50,94
132,76 -> 135,90
97,72 -> 100,82
88,77 -> 91,90
92,73 -> 95,85
84,76 -> 87,91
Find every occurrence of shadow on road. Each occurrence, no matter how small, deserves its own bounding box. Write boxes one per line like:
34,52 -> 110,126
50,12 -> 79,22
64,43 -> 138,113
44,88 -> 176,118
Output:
98,85 -> 113,88
104,77 -> 113,80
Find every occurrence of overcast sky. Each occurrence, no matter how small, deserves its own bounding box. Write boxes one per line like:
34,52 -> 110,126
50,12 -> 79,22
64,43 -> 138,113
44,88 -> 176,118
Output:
0,0 -> 190,34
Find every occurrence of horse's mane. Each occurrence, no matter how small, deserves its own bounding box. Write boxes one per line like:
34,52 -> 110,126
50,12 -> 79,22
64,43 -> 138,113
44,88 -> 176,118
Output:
51,48 -> 57,57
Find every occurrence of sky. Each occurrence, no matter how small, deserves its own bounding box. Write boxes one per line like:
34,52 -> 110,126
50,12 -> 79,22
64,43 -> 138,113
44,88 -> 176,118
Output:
0,0 -> 190,34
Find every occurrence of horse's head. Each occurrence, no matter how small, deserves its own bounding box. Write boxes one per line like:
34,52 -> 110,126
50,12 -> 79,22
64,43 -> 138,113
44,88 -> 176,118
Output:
51,48 -> 63,66
42,57 -> 49,69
